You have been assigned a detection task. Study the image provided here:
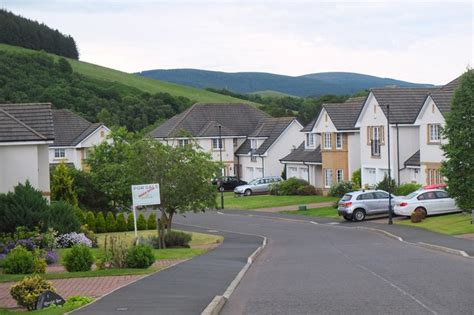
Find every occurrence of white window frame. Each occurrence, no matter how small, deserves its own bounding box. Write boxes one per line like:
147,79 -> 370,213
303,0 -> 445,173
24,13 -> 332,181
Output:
323,133 -> 332,150
306,133 -> 315,148
250,139 -> 258,150
336,169 -> 344,183
336,133 -> 343,149
178,139 -> 189,148
324,169 -> 333,188
212,138 -> 223,150
371,126 -> 381,157
54,148 -> 65,158
429,124 -> 441,143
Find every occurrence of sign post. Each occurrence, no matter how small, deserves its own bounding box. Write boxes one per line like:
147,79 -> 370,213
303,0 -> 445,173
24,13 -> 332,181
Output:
131,183 -> 161,243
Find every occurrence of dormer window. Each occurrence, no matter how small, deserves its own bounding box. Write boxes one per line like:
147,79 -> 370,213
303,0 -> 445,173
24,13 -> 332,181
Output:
306,133 -> 315,148
250,139 -> 258,150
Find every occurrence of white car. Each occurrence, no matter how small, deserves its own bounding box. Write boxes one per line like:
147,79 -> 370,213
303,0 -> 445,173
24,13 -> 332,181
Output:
394,189 -> 461,217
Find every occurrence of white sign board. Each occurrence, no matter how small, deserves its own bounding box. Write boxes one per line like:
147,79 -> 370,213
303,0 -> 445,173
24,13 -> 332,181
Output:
132,183 -> 161,206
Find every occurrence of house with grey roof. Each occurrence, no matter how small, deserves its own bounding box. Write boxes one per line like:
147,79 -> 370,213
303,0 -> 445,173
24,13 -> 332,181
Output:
0,103 -> 54,198
50,109 -> 110,170
150,103 -> 304,181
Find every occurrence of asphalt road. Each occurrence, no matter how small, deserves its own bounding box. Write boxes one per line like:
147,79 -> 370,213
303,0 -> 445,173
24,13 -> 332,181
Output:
174,211 -> 474,315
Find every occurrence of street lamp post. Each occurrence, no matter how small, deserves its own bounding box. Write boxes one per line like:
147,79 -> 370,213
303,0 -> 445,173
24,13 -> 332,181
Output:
387,104 -> 393,225
217,124 -> 224,209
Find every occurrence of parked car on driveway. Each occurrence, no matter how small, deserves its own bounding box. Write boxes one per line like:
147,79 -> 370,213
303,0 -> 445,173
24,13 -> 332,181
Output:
337,190 -> 396,221
212,176 -> 247,191
394,189 -> 461,217
234,176 -> 283,196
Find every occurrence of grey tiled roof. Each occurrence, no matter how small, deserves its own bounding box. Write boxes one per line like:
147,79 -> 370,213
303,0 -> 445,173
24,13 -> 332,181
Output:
0,103 -> 54,142
236,117 -> 296,155
149,103 -> 269,138
404,150 -> 420,167
301,117 -> 317,132
280,143 -> 322,164
52,109 -> 103,146
323,96 -> 366,130
371,87 -> 435,124
429,76 -> 461,114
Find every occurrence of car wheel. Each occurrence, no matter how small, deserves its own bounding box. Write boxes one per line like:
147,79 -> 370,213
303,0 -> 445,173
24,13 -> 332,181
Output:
244,189 -> 252,196
343,215 -> 353,221
414,207 -> 427,219
353,209 -> 366,222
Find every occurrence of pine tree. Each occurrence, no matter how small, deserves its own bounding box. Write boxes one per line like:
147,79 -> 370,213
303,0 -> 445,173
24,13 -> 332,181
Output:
147,213 -> 157,230
442,70 -> 474,212
137,213 -> 147,231
116,213 -> 127,232
96,212 -> 106,233
127,213 -> 135,231
105,212 -> 117,232
85,211 -> 96,232
51,162 -> 78,206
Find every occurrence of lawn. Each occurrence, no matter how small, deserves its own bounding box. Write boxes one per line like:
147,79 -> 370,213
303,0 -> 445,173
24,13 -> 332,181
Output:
281,206 -> 339,218
395,212 -> 474,235
221,192 -> 337,210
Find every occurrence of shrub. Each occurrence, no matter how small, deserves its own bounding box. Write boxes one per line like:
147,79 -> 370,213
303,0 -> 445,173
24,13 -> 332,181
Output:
10,275 -> 55,310
328,181 -> 357,198
395,183 -> 422,196
165,230 -> 192,248
3,246 -> 35,274
270,178 -> 311,196
101,235 -> 128,269
127,213 -> 135,231
147,213 -> 157,230
95,212 -> 106,233
351,169 -> 361,188
75,208 -> 86,225
37,228 -> 58,250
80,225 -> 98,248
33,254 -> 46,273
137,213 -> 147,231
44,250 -> 58,265
375,174 -> 396,194
105,212 -> 117,232
56,232 -> 92,248
296,185 -> 317,195
126,244 -> 155,268
63,245 -> 94,272
116,213 -> 128,232
47,201 -> 81,234
85,211 -> 96,232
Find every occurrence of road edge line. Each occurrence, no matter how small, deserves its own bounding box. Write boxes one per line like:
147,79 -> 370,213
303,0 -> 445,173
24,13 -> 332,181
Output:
354,226 -> 404,241
416,242 -> 470,258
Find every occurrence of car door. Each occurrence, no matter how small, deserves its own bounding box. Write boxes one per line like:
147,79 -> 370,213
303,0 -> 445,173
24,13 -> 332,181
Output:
417,191 -> 438,215
253,179 -> 266,193
358,193 -> 377,214
374,191 -> 390,214
434,190 -> 455,213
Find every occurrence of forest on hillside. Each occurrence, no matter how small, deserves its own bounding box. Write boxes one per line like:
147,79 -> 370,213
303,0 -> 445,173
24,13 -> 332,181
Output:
0,50 -> 192,131
0,9 -> 79,59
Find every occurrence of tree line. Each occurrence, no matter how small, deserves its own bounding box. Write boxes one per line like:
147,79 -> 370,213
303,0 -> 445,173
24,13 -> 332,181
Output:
0,9 -> 79,59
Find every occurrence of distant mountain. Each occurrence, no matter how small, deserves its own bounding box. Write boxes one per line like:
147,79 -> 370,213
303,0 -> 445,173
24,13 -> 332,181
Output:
137,69 -> 434,97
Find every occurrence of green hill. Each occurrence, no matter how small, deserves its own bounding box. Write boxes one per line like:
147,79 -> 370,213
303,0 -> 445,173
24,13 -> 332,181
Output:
0,44 -> 256,105
251,90 -> 299,98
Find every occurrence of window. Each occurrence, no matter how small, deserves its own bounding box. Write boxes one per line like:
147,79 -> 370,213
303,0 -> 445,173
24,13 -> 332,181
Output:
324,169 -> 333,187
336,133 -> 343,149
323,133 -> 332,150
357,193 -> 375,200
435,191 -> 449,199
426,168 -> 443,185
178,139 -> 189,147
306,133 -> 315,147
336,169 -> 344,183
100,130 -> 105,137
250,139 -> 258,150
374,192 -> 389,199
212,138 -> 223,150
233,138 -> 238,147
418,192 -> 436,200
371,126 -> 381,157
54,148 -> 65,158
428,124 -> 441,143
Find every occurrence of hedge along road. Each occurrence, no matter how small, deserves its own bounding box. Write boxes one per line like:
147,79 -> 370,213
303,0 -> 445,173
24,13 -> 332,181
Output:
174,211 -> 474,315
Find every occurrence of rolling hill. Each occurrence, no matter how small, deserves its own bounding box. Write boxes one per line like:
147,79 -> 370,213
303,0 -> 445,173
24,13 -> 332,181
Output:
137,68 -> 434,97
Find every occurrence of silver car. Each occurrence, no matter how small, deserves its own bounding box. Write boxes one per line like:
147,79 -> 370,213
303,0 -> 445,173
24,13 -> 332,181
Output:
234,176 -> 283,196
337,190 -> 396,221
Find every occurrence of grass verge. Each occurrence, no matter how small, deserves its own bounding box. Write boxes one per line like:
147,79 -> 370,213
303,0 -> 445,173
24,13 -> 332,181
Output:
222,193 -> 337,210
281,206 -> 339,218
395,212 -> 474,235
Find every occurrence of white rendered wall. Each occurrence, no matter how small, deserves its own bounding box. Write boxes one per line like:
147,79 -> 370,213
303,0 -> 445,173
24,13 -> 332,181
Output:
0,145 -> 39,193
347,133 -> 360,177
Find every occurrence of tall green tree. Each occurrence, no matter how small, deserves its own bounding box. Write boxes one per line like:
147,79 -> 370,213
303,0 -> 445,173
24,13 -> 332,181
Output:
51,162 -> 78,206
442,70 -> 474,212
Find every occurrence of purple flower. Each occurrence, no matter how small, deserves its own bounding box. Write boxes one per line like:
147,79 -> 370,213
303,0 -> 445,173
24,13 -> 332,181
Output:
44,250 -> 58,265
56,232 -> 92,248
0,253 -> 6,261
16,238 -> 36,251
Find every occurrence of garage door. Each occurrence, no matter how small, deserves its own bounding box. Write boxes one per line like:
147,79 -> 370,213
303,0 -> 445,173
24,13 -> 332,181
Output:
255,167 -> 263,179
288,166 -> 298,178
246,167 -> 254,181
364,168 -> 376,186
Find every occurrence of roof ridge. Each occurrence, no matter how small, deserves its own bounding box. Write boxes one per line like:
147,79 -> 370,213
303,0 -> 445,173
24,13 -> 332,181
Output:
0,102 -> 52,106
168,105 -> 196,136
0,107 -> 47,140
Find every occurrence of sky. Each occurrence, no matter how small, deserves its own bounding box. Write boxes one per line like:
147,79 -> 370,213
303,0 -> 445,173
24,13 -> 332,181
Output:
1,0 -> 473,85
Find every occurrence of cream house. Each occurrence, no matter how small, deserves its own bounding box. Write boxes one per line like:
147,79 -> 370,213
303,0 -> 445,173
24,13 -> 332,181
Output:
49,109 -> 110,170
0,103 -> 54,198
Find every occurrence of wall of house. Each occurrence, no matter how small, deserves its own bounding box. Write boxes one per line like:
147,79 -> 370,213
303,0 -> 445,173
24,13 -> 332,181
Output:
239,155 -> 264,182
395,125 -> 420,182
0,144 -> 50,197
321,133 -> 349,191
399,167 -> 421,185
283,162 -> 322,189
347,133 -> 361,178
80,126 -> 110,148
49,147 -> 80,169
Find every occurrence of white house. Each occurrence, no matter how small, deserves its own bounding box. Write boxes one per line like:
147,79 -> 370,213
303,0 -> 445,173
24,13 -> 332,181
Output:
150,103 -> 303,181
0,103 -> 54,198
49,109 -> 110,170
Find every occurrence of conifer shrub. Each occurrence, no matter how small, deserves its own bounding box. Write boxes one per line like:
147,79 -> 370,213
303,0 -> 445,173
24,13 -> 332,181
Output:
147,213 -> 157,230
85,211 -> 96,232
116,213 -> 127,232
105,212 -> 117,232
137,213 -> 147,231
126,244 -> 155,268
95,212 -> 106,233
47,201 -> 81,234
63,245 -> 94,272
127,213 -> 135,231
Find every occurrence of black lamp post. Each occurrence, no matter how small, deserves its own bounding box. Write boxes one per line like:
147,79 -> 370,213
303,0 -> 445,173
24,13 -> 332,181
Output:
217,124 -> 224,209
387,104 -> 393,225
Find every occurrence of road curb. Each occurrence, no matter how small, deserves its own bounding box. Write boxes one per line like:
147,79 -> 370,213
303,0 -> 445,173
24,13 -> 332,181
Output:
416,242 -> 470,258
354,226 -> 404,242
201,236 -> 267,315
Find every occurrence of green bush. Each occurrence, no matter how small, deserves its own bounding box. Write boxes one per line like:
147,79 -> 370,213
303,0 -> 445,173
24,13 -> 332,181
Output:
0,181 -> 50,234
126,244 -> 155,268
127,213 -> 135,231
395,183 -> 422,196
147,213 -> 157,230
137,213 -> 147,230
328,181 -> 358,198
33,254 -> 47,273
105,212 -> 117,232
75,208 -> 86,225
375,174 -> 397,194
10,275 -> 55,310
96,212 -> 106,233
270,178 -> 315,196
351,169 -> 362,188
116,213 -> 127,232
3,246 -> 35,274
47,201 -> 81,234
85,211 -> 96,232
63,245 -> 94,272
165,230 -> 192,248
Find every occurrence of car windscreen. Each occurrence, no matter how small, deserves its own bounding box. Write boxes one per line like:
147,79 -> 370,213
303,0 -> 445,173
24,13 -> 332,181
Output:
248,178 -> 259,185
341,194 -> 352,201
